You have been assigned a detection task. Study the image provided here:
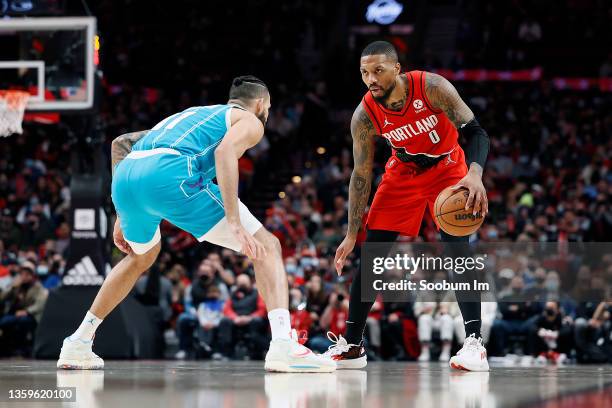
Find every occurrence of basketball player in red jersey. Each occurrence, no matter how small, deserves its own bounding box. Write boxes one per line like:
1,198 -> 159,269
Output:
325,41 -> 490,371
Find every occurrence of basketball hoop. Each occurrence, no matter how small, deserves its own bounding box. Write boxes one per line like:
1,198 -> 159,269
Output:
0,90 -> 30,137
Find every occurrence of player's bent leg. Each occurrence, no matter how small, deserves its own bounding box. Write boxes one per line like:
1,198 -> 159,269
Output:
181,183 -> 335,372
250,229 -> 335,373
325,229 -> 399,370
57,241 -> 161,370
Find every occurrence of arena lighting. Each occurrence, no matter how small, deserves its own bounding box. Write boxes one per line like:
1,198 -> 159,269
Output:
366,0 -> 404,25
278,191 -> 286,198
316,146 -> 326,154
94,35 -> 100,66
292,176 -> 302,184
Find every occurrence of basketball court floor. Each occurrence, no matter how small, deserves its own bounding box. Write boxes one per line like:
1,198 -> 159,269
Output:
1,360 -> 611,407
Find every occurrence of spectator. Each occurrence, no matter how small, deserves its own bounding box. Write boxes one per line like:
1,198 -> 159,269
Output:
0,261 -> 48,356
414,299 -> 456,362
526,301 -> 573,364
574,301 -> 612,363
195,285 -> 225,357
217,274 -> 267,359
175,261 -> 225,359
489,276 -> 539,356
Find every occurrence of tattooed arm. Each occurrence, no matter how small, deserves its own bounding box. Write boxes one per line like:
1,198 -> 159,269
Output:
334,104 -> 376,274
424,72 -> 490,214
347,104 -> 376,237
110,130 -> 149,175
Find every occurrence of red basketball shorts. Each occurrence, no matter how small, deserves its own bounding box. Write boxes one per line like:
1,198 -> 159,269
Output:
366,146 -> 468,236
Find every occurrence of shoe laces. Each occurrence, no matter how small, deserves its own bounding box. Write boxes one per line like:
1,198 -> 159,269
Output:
323,332 -> 359,357
458,333 -> 484,355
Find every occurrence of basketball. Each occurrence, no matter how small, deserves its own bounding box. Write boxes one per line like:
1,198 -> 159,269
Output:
434,186 -> 485,236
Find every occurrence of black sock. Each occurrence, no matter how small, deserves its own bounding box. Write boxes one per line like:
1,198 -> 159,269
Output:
459,301 -> 482,338
345,267 -> 373,345
441,231 -> 482,339
344,229 -> 399,345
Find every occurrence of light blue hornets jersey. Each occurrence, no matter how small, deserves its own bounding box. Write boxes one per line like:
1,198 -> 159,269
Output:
132,104 -> 235,179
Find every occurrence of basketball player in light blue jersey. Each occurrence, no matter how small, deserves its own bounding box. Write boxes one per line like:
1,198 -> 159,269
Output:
57,76 -> 335,373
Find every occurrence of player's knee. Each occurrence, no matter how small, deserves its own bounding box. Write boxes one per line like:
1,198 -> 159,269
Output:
261,230 -> 281,255
131,242 -> 160,270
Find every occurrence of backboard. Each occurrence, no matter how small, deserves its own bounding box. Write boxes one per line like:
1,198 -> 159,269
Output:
0,17 -> 97,111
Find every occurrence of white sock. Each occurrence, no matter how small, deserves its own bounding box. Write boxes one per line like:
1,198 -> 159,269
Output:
69,310 -> 103,342
268,308 -> 291,340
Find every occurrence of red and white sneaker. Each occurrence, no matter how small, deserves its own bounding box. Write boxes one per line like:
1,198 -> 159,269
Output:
322,332 -> 367,369
265,330 -> 336,373
449,334 -> 489,372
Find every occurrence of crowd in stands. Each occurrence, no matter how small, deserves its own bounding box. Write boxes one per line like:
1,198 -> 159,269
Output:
0,0 -> 610,363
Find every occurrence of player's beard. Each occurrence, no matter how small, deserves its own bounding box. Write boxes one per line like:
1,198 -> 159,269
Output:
371,81 -> 396,105
256,112 -> 267,126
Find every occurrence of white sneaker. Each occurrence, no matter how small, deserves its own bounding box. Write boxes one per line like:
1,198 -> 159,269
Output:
57,337 -> 104,370
418,347 -> 431,362
322,332 -> 367,369
175,350 -> 187,360
520,355 -> 534,366
439,347 -> 451,362
449,334 -> 489,372
265,330 -> 336,373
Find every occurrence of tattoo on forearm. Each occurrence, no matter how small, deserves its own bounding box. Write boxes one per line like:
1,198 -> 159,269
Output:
347,105 -> 376,236
111,130 -> 149,174
424,73 -> 474,128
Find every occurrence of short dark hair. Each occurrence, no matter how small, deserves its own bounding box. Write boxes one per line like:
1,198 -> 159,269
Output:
229,75 -> 269,101
361,41 -> 398,62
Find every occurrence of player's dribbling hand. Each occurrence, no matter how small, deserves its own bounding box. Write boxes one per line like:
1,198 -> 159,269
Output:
451,169 -> 488,216
228,221 -> 266,260
334,236 -> 356,275
113,217 -> 133,254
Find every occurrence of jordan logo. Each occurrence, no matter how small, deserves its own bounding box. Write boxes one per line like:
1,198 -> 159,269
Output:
446,155 -> 456,166
383,116 -> 393,128
87,318 -> 96,325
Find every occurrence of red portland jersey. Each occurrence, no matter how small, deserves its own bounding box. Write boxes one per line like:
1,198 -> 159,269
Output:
361,70 -> 458,161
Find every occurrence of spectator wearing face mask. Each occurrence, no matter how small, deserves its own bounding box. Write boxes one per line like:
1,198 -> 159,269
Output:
175,261 -> 226,360
542,270 -> 576,318
489,275 -> 539,356
526,301 -> 573,364
524,267 -> 548,308
195,285 -> 225,357
217,274 -> 267,359
0,261 -> 48,356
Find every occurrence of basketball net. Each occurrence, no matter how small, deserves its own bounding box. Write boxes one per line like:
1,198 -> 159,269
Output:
0,90 -> 30,137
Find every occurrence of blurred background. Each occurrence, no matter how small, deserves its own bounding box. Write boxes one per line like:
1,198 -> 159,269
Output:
0,0 -> 610,365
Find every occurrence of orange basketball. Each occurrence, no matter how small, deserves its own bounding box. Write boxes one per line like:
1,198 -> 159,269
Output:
434,186 -> 485,236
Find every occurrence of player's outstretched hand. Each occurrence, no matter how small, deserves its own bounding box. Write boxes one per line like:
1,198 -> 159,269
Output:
228,221 -> 266,260
334,236 -> 356,275
113,217 -> 133,254
451,171 -> 488,216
